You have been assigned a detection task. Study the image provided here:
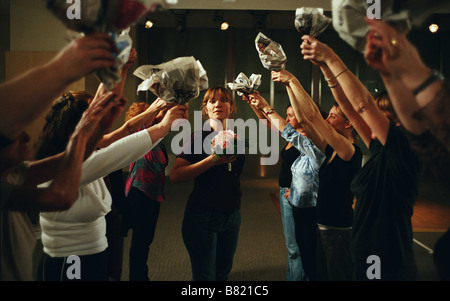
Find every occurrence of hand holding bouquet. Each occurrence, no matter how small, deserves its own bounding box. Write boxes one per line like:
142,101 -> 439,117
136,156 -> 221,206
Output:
46,0 -> 178,90
211,130 -> 240,172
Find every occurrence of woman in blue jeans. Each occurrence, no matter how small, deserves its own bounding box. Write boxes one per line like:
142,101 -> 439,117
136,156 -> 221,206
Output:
170,86 -> 245,281
245,101 -> 311,281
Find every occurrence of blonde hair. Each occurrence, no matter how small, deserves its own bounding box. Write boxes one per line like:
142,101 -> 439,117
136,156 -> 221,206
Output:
374,90 -> 398,119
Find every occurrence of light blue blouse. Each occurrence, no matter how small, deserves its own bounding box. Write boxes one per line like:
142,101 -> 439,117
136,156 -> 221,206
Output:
281,124 -> 326,208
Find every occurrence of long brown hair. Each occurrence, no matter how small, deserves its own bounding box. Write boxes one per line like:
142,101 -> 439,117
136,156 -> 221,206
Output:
35,91 -> 93,160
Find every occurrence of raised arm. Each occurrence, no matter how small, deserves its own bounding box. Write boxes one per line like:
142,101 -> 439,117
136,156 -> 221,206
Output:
301,35 -> 390,146
364,18 -> 442,136
4,90 -> 118,212
271,70 -> 327,152
0,33 -> 118,140
273,69 -> 355,161
97,98 -> 169,149
300,36 -> 372,147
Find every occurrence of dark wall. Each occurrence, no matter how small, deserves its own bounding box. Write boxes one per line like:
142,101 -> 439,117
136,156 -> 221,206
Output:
135,10 -> 449,159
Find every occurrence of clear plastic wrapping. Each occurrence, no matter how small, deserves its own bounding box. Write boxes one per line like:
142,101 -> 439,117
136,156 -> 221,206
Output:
134,56 -> 209,105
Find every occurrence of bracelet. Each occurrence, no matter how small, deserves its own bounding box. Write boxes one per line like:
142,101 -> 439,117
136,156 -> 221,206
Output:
328,83 -> 339,88
265,108 -> 275,115
325,68 -> 348,82
412,70 -> 444,96
261,107 -> 274,115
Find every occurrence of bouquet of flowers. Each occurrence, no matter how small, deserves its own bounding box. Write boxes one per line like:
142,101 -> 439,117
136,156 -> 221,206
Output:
295,7 -> 332,37
134,56 -> 209,105
332,0 -> 410,52
255,32 -> 287,71
46,0 -> 178,90
227,73 -> 262,96
211,130 -> 240,172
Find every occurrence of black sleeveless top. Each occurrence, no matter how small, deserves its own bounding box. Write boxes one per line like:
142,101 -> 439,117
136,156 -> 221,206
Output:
279,142 -> 301,188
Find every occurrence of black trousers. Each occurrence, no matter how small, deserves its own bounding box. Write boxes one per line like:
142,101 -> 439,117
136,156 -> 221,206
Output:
38,249 -> 109,281
292,206 -> 318,281
127,187 -> 161,281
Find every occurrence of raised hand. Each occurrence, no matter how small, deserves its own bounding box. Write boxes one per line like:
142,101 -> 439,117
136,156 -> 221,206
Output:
300,35 -> 335,66
122,48 -> 138,72
50,33 -> 119,85
271,70 -> 295,86
364,18 -> 428,80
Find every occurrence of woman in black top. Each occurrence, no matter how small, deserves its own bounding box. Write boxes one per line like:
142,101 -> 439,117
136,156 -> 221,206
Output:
170,86 -> 245,281
301,35 -> 423,280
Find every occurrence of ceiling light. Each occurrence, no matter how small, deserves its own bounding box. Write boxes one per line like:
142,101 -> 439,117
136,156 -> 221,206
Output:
221,22 -> 229,31
429,23 -> 439,33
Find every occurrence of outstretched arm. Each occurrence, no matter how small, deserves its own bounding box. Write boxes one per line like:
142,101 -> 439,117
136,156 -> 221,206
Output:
300,36 -> 372,147
301,35 -> 390,146
4,89 -> 119,212
272,69 -> 355,161
364,19 -> 441,136
0,33 -> 118,140
97,98 -> 169,149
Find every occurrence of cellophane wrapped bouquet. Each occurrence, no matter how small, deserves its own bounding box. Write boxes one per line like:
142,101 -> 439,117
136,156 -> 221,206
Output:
46,0 -> 178,90
295,7 -> 332,37
134,56 -> 209,105
255,32 -> 287,71
227,73 -> 262,96
211,130 -> 241,172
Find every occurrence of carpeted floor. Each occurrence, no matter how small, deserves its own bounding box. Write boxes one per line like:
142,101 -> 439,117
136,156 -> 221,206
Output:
119,176 -> 449,281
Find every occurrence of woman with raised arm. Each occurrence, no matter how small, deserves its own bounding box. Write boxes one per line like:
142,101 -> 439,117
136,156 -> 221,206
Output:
35,92 -> 186,281
0,91 -> 121,281
271,69 -> 362,281
243,91 -> 325,281
301,35 -> 424,281
170,86 -> 245,281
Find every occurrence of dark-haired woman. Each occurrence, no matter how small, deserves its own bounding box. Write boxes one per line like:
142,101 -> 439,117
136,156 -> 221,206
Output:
36,92 -> 186,281
170,86 -> 245,281
301,35 -> 423,281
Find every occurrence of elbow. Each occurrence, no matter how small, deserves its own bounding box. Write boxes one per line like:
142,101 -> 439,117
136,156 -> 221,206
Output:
169,172 -> 180,184
356,95 -> 375,115
52,189 -> 78,211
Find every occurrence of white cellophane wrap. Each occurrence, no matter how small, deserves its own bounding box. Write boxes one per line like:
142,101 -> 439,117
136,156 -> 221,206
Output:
295,7 -> 332,37
255,32 -> 287,71
227,73 -> 262,96
332,0 -> 410,53
134,56 -> 209,105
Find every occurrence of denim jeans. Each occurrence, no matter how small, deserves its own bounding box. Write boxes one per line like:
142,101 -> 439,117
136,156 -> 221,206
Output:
279,187 -> 307,281
182,208 -> 241,281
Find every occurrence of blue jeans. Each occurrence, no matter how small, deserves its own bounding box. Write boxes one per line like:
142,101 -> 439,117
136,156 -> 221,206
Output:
182,209 -> 241,281
279,187 -> 306,281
